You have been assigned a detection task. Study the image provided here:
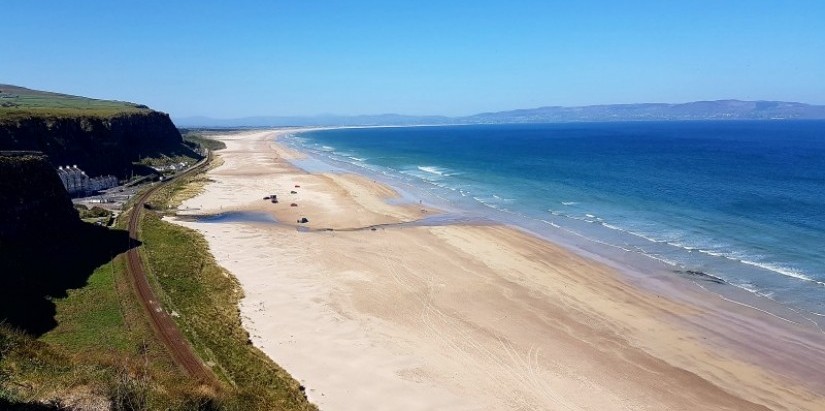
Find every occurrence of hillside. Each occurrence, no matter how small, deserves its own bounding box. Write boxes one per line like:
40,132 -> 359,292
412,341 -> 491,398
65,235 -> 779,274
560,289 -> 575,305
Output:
0,84 -> 197,178
465,100 -> 825,123
0,84 -> 149,118
0,152 -> 80,245
0,151 -> 316,410
175,99 -> 825,127
0,152 -> 131,336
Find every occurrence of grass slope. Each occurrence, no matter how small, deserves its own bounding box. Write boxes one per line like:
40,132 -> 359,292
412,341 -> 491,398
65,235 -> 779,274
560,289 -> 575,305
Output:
0,84 -> 148,120
1,147 -> 316,410
139,163 -> 315,410
1,253 -> 190,410
181,130 -> 228,152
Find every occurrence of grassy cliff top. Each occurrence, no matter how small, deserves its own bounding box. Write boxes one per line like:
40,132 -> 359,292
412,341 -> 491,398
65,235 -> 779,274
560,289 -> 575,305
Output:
0,84 -> 152,120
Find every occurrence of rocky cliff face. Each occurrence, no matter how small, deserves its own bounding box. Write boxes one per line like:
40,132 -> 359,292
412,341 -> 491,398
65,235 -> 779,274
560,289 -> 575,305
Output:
0,153 -> 80,245
0,111 -> 189,178
0,152 -> 133,335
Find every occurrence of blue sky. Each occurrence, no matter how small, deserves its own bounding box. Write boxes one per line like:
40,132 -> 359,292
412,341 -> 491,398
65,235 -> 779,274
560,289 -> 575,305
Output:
2,1 -> 824,118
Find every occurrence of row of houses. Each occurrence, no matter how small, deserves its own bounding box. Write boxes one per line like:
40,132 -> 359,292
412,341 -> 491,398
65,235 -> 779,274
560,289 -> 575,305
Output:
56,165 -> 118,196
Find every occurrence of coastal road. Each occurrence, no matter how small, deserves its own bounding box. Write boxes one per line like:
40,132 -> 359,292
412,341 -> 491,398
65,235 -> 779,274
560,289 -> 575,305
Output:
124,156 -> 217,383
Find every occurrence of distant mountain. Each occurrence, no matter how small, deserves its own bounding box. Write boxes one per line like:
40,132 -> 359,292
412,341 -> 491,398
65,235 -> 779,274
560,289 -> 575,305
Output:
175,99 -> 825,127
175,113 -> 451,128
464,100 -> 825,123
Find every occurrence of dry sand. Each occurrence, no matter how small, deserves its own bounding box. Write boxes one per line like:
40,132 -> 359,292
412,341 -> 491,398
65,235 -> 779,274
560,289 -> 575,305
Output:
170,130 -> 825,410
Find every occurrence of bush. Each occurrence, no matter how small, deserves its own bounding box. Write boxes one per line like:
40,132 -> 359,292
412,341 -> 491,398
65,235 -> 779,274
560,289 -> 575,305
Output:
75,205 -> 112,219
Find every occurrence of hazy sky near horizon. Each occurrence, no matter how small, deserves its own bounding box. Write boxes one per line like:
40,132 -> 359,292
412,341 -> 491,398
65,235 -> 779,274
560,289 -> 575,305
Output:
3,1 -> 824,118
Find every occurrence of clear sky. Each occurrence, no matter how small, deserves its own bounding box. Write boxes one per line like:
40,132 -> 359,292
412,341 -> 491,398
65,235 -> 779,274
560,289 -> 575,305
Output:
2,1 -> 824,118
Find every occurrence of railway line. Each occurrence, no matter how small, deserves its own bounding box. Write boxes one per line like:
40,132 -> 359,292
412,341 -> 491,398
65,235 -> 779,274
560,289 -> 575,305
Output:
124,156 -> 216,383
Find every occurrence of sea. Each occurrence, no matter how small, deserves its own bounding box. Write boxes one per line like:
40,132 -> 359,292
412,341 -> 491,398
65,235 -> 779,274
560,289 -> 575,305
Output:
280,121 -> 825,326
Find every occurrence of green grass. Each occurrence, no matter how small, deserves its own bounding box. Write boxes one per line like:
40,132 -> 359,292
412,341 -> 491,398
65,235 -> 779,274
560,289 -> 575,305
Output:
0,325 -> 77,406
0,84 -> 149,121
1,217 -> 213,409
182,131 -> 227,152
41,258 -> 129,354
0,250 -> 189,409
137,154 -> 198,169
74,204 -> 113,219
138,130 -> 214,172
140,177 -> 316,410
1,152 -> 316,410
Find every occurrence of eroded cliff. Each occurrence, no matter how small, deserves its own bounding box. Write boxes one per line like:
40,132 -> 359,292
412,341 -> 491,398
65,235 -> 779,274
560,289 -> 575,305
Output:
0,152 -> 79,244
0,111 -> 193,178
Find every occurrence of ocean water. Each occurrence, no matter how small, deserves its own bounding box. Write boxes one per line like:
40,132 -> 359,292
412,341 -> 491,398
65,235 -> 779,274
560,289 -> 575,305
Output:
282,122 -> 825,321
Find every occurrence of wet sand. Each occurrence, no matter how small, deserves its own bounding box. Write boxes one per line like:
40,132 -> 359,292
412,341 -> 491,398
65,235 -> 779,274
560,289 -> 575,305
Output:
169,129 -> 825,410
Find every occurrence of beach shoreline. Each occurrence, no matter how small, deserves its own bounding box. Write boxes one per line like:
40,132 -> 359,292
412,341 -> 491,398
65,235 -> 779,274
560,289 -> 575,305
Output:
169,129 -> 825,410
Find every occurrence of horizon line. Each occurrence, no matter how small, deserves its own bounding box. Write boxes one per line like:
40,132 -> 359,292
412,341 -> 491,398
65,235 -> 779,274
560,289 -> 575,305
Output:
173,98 -> 824,121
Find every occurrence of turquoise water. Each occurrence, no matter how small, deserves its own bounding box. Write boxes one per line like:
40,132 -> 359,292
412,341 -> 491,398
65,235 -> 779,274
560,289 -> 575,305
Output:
282,122 -> 825,320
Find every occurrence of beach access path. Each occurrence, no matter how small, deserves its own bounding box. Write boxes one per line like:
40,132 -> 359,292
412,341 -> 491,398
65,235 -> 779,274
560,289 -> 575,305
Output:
169,130 -> 825,411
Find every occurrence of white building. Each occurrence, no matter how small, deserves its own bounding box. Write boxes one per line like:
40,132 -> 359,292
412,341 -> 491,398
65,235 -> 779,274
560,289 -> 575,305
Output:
89,175 -> 118,192
56,165 -> 117,195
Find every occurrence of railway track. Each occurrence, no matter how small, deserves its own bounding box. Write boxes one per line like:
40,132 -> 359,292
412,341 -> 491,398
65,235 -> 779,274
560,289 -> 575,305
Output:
124,156 -> 216,383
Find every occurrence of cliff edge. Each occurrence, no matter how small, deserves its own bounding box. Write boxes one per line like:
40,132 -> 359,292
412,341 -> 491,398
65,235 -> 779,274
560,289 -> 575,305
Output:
0,84 -> 197,178
0,152 -> 79,244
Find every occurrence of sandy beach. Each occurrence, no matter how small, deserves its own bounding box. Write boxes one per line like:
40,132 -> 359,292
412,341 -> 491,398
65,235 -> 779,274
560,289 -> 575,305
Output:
170,130 -> 825,410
